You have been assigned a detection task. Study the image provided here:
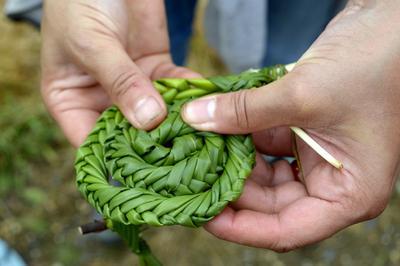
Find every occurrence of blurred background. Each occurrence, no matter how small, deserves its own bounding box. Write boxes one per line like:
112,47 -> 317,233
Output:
1,0 -> 400,265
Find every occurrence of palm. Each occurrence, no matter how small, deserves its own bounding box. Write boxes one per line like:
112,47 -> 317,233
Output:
203,127 -> 349,247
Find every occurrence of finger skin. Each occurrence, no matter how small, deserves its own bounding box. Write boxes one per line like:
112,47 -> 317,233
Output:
202,1 -> 400,251
250,155 -> 295,186
41,0 -> 201,146
231,179 -> 307,214
252,127 -> 293,157
181,76 -> 306,134
55,109 -> 100,148
42,81 -> 111,147
68,35 -> 168,131
205,197 -> 348,252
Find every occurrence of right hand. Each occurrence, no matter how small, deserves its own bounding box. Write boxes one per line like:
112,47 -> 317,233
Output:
182,0 -> 400,251
41,0 -> 200,147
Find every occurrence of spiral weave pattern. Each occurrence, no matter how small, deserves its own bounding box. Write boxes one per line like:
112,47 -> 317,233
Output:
75,66 -> 286,228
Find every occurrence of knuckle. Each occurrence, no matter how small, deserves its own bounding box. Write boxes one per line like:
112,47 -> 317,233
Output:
210,228 -> 231,243
110,70 -> 142,100
268,235 -> 301,253
230,90 -> 251,129
286,81 -> 312,122
66,32 -> 100,56
281,73 -> 321,125
40,79 -> 51,94
40,80 -> 61,109
270,238 -> 297,253
272,246 -> 294,253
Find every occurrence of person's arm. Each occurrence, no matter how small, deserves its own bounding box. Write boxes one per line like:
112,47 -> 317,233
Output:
41,0 -> 200,147
182,0 -> 400,250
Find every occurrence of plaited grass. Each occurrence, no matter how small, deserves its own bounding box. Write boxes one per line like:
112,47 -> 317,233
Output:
75,65 -> 287,265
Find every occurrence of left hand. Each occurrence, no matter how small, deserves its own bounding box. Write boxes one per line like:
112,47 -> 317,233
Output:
41,0 -> 200,147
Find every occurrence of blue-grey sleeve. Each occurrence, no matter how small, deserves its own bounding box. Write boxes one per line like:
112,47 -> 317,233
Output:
4,0 -> 42,28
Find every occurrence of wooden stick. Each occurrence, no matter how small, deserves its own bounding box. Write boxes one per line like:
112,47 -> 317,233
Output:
78,220 -> 108,235
290,126 -> 343,169
285,63 -> 343,169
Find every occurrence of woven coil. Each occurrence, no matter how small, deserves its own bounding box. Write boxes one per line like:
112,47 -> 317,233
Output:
75,66 -> 287,229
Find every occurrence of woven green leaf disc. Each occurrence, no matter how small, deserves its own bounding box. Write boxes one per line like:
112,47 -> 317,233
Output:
75,66 -> 286,228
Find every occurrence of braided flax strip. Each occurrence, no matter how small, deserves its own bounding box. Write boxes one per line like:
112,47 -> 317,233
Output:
75,65 -> 287,265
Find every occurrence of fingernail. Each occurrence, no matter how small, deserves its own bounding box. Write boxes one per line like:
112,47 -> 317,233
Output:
134,96 -> 163,126
182,97 -> 216,124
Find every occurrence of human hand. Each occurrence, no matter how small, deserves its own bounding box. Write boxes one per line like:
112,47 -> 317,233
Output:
182,0 -> 400,251
41,0 -> 199,147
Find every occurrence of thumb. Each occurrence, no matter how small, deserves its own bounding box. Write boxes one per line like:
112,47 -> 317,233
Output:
181,75 -> 310,134
74,42 -> 167,130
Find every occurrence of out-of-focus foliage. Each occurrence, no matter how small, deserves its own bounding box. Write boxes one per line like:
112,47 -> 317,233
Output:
1,0 -> 400,265
0,96 -> 64,196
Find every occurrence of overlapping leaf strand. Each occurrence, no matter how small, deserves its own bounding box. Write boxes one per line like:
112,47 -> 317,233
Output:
75,65 -> 286,266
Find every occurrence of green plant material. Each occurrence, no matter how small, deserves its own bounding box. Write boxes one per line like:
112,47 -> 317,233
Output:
110,220 -> 162,266
20,215 -> 49,234
0,96 -> 65,196
22,187 -> 47,206
75,65 -> 287,265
